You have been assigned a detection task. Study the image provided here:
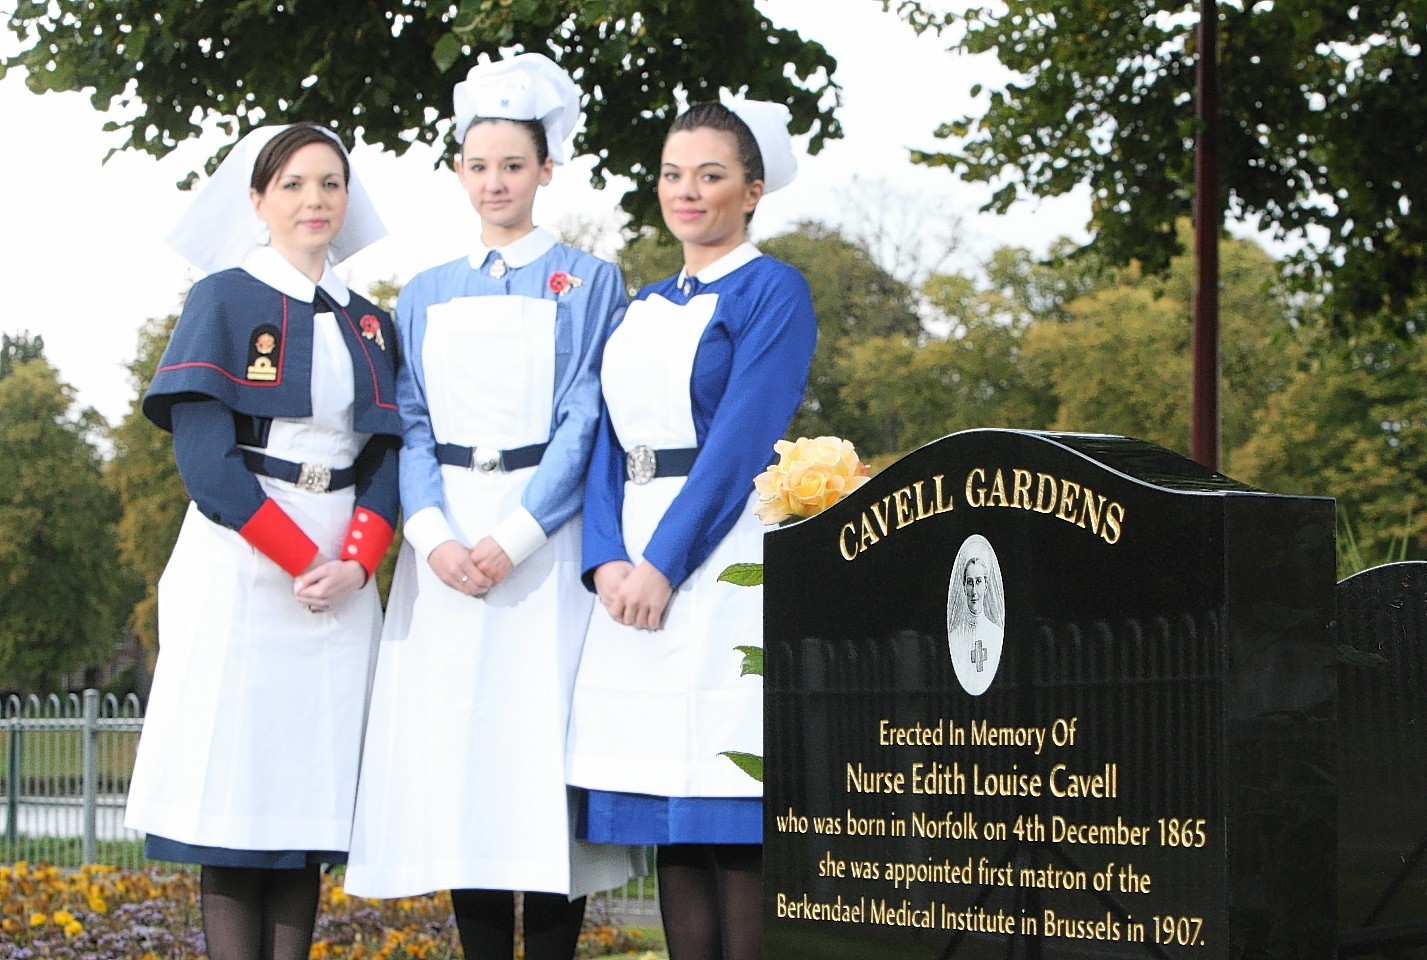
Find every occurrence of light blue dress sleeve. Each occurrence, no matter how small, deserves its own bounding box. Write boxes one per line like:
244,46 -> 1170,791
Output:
520,256 -> 627,534
642,264 -> 818,588
394,277 -> 447,521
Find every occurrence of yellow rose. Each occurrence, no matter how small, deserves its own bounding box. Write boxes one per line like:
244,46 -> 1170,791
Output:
753,436 -> 869,524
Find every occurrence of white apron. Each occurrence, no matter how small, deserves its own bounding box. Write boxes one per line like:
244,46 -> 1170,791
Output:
345,294 -> 641,899
566,292 -> 765,799
125,312 -> 381,852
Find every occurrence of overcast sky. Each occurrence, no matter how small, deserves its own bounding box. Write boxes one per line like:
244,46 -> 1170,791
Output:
0,0 -> 1092,425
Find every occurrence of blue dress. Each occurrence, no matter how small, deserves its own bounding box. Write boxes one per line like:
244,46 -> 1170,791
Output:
346,228 -> 644,897
567,243 -> 817,844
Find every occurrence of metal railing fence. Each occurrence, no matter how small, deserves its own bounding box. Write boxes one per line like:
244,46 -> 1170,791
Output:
2,689 -> 658,917
2,689 -> 146,869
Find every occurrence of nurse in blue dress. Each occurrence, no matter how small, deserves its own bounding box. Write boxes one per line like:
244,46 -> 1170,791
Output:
124,123 -> 400,960
344,53 -> 641,960
567,98 -> 817,960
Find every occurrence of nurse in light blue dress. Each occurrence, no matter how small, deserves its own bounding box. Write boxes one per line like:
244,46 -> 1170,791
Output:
567,98 -> 817,960
345,54 -> 641,960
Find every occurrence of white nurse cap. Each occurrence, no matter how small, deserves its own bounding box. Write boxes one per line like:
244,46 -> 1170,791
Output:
719,94 -> 798,193
452,53 -> 581,165
166,124 -> 388,274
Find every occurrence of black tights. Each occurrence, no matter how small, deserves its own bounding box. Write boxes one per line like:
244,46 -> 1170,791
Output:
199,865 -> 321,960
450,888 -> 587,960
657,843 -> 762,960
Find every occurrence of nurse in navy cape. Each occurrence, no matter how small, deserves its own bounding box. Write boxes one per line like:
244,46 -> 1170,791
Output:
566,98 -> 817,960
344,53 -> 641,960
123,123 -> 399,960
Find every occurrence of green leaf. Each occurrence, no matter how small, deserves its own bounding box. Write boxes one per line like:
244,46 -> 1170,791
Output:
432,32 -> 464,73
717,562 -> 764,586
721,751 -> 764,783
734,644 -> 764,677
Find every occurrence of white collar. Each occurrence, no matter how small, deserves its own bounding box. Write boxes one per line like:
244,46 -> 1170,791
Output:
240,246 -> 352,307
677,242 -> 762,289
467,227 -> 557,271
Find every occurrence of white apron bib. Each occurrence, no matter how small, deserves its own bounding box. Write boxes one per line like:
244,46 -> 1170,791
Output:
125,312 -> 381,852
567,292 -> 765,799
346,294 -> 640,898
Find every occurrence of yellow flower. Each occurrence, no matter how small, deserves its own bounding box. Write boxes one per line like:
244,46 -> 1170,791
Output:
29,912 -> 47,927
2,918 -> 20,934
753,436 -> 869,524
53,909 -> 75,925
64,918 -> 85,937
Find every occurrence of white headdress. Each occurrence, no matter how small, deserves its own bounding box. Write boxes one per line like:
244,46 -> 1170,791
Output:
719,94 -> 798,193
452,53 -> 581,165
166,124 -> 387,275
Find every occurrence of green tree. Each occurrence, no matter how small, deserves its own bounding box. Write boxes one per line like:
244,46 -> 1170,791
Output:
763,222 -> 924,455
108,315 -> 187,658
1022,228 -> 1300,458
895,0 -> 1427,324
2,0 -> 841,230
1231,314 -> 1427,575
0,355 -> 128,690
1,331 -> 45,379
831,253 -> 1065,461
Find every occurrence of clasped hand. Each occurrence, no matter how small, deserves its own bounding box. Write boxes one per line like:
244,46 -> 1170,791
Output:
594,560 -> 673,630
294,555 -> 366,614
429,537 -> 513,598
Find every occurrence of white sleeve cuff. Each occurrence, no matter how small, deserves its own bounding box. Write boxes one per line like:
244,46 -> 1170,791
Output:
489,508 -> 549,567
404,506 -> 457,560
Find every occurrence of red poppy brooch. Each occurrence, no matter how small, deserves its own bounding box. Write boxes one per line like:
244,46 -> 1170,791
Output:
360,314 -> 386,351
548,271 -> 584,296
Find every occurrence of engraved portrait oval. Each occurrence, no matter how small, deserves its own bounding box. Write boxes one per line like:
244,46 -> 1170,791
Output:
946,534 -> 1006,695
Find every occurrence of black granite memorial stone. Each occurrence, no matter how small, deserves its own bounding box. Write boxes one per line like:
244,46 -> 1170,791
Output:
762,429 -> 1337,960
1336,563 -> 1427,959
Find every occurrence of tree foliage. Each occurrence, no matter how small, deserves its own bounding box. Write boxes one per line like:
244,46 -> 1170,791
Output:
833,227 -> 1299,466
1231,309 -> 1427,577
1,331 -> 45,380
763,222 -> 925,455
107,315 -> 187,658
895,1 -> 1427,325
0,353 -> 129,690
2,0 -> 842,230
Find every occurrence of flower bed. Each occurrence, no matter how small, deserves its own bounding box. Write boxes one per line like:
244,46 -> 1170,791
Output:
1,862 -> 661,959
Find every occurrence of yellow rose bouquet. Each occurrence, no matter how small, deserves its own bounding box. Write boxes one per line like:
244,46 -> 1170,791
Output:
754,436 -> 872,524
720,436 -> 869,781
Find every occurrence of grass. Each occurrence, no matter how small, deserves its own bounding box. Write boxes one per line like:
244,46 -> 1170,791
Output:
0,728 -> 140,786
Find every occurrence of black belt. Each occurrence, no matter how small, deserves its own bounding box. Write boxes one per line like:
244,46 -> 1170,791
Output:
436,441 -> 547,472
241,450 -> 356,493
625,445 -> 699,484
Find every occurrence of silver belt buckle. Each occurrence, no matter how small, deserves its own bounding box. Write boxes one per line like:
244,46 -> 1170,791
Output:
474,446 -> 502,472
626,444 -> 657,485
297,462 -> 333,493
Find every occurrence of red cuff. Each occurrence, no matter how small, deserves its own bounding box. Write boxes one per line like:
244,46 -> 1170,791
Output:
341,508 -> 395,579
239,498 -> 319,577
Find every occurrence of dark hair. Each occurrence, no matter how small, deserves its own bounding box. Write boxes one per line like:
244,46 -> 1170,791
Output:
462,117 -> 550,165
250,124 -> 350,194
668,102 -> 764,185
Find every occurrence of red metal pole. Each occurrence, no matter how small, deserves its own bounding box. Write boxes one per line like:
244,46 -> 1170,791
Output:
1192,0 -> 1221,470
